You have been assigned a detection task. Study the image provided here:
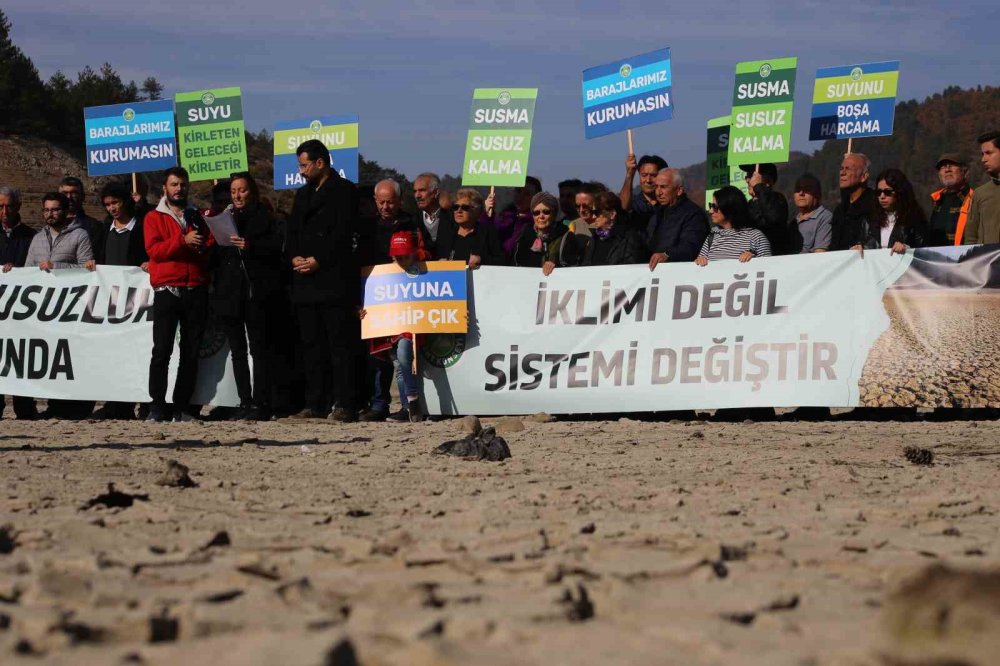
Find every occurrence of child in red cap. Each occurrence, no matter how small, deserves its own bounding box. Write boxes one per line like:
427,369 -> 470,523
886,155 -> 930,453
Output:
360,231 -> 430,422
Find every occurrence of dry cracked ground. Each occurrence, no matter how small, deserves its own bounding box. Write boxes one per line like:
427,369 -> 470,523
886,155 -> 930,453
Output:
1,413 -> 999,666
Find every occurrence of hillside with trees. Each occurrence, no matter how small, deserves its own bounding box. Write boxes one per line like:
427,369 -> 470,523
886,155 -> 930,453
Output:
3,8 -> 998,220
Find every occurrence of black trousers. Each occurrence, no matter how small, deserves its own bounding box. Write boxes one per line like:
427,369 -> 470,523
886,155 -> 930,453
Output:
220,296 -> 275,409
1,395 -> 38,419
149,287 -> 208,409
295,303 -> 358,413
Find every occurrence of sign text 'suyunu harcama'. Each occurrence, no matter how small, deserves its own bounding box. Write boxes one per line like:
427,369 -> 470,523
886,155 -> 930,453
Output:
273,115 -> 359,189
809,61 -> 900,140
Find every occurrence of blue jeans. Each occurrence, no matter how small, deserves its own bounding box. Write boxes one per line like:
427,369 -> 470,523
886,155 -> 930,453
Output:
392,338 -> 419,401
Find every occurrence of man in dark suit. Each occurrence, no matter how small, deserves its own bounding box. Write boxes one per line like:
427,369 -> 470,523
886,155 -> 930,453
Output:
646,168 -> 710,270
286,139 -> 362,422
413,172 -> 451,257
0,186 -> 39,420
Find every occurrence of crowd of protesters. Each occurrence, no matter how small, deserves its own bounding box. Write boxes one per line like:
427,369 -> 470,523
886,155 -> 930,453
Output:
2,131 -> 999,423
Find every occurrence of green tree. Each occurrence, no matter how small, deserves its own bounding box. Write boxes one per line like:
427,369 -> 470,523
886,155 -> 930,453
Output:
0,9 -> 48,135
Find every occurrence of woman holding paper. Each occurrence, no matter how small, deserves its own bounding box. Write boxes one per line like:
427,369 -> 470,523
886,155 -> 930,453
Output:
209,172 -> 284,420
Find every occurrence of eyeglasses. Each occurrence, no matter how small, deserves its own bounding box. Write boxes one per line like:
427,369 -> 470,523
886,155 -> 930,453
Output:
532,208 -> 552,217
708,203 -> 720,212
876,188 -> 896,197
453,204 -> 475,212
43,207 -> 64,215
794,188 -> 816,195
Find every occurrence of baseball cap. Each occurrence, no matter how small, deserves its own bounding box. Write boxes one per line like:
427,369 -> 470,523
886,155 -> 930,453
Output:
389,231 -> 417,257
935,153 -> 967,169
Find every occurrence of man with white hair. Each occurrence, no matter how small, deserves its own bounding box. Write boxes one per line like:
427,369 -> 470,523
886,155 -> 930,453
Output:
646,168 -> 710,270
359,179 -> 428,422
413,172 -> 450,256
0,186 -> 39,420
831,153 -> 879,250
928,153 -> 973,246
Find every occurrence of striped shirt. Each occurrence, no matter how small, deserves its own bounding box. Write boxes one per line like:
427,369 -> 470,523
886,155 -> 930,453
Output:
698,227 -> 772,261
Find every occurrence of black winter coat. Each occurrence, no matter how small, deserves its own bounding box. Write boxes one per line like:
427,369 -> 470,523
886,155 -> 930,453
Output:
285,173 -> 360,305
831,188 -> 880,250
435,217 -> 506,265
0,223 -> 36,267
580,224 -> 646,266
749,184 -> 790,255
511,222 -> 567,268
211,205 -> 285,316
645,196 -> 710,262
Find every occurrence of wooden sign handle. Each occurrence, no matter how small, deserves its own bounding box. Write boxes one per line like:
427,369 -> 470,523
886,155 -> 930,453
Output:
847,138 -> 854,155
627,128 -> 634,155
131,172 -> 138,195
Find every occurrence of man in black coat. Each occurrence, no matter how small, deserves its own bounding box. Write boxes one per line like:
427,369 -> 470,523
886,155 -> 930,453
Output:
831,153 -> 879,250
646,168 -> 709,270
741,163 -> 790,255
0,186 -> 39,420
286,140 -> 362,422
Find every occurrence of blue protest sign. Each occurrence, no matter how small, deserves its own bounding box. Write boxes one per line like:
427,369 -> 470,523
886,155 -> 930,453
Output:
582,48 -> 673,139
273,115 -> 359,189
809,61 -> 900,140
83,100 -> 178,176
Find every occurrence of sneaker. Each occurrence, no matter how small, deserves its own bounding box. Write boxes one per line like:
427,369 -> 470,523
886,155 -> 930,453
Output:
240,406 -> 273,422
408,400 -> 425,423
359,409 -> 388,422
387,409 -> 410,422
146,405 -> 170,423
289,408 -> 325,419
328,407 -> 358,423
173,411 -> 198,423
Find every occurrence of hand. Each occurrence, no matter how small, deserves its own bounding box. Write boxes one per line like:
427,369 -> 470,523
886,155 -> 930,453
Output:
295,257 -> 319,274
39,260 -> 54,271
291,255 -> 307,268
625,153 -> 637,173
850,244 -> 865,258
2,262 -> 12,273
140,262 -> 149,272
695,255 -> 709,267
230,235 -> 247,250
411,357 -> 418,375
738,250 -> 755,263
648,252 -> 668,271
747,170 -> 764,189
468,254 -> 482,270
357,307 -> 367,320
84,260 -> 96,271
132,192 -> 143,204
484,191 -> 496,218
890,241 -> 908,255
542,261 -> 555,276
184,229 -> 204,248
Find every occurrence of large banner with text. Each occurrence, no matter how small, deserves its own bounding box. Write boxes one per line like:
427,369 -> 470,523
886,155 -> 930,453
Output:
0,267 -> 241,405
421,245 -> 1000,414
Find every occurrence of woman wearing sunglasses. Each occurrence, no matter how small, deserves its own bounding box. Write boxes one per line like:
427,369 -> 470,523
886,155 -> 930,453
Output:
865,168 -> 927,254
435,187 -> 505,268
511,192 -> 567,274
696,186 -> 771,266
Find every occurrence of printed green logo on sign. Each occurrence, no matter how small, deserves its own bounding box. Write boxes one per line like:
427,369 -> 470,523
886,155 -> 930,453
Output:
309,120 -> 322,133
122,108 -> 135,122
759,63 -> 772,78
462,87 -> 538,187
851,67 -> 863,81
201,92 -> 215,105
620,63 -> 632,78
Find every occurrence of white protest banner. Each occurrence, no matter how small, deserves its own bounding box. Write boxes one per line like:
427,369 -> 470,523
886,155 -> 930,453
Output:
0,267 -> 241,405
421,251 -> 918,415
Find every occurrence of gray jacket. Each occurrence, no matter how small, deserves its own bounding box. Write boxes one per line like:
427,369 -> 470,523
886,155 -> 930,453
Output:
24,220 -> 94,268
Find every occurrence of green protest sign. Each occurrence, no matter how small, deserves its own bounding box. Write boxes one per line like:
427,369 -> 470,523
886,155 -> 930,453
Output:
175,87 -> 248,182
706,116 -> 748,210
728,58 -> 797,166
461,88 -> 537,187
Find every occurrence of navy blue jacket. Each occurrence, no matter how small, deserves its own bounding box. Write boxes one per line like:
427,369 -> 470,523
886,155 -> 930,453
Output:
0,223 -> 37,267
645,196 -> 710,262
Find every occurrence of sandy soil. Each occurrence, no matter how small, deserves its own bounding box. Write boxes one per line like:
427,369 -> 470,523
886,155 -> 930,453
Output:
1,414 -> 999,666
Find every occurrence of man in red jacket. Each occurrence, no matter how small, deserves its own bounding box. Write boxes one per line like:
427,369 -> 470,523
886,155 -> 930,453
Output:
144,166 -> 213,422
